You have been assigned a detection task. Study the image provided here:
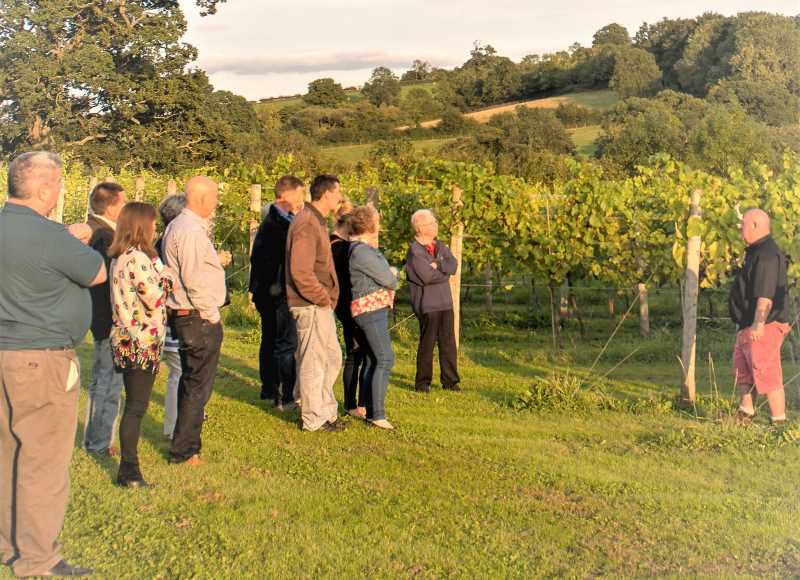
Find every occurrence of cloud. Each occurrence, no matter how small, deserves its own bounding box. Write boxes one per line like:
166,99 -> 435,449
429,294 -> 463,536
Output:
198,51 -> 458,75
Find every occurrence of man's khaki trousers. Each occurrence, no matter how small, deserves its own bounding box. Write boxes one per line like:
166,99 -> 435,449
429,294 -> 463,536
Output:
0,349 -> 80,577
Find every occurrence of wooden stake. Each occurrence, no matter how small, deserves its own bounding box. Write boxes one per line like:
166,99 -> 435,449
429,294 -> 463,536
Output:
83,176 -> 98,221
366,186 -> 380,209
484,263 -> 493,313
49,183 -> 66,224
166,179 -> 177,197
135,175 -> 145,201
248,184 -> 262,276
449,186 -> 464,349
638,283 -> 650,337
680,189 -> 702,405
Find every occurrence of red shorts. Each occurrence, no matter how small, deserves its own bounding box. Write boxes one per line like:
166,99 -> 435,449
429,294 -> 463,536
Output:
733,322 -> 790,394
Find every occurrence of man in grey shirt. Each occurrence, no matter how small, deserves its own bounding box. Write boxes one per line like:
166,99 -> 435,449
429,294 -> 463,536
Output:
0,152 -> 105,577
163,176 -> 226,465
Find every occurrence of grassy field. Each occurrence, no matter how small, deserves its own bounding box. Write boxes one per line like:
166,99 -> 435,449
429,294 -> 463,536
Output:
254,82 -> 438,114
570,125 -> 604,157
6,292 -> 800,578
320,137 -> 456,164
320,124 -> 601,165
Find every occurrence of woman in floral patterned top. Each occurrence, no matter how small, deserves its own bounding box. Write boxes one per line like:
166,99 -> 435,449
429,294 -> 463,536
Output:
109,202 -> 173,488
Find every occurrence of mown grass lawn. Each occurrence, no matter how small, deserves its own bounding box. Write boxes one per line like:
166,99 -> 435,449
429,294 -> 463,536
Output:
6,298 -> 800,578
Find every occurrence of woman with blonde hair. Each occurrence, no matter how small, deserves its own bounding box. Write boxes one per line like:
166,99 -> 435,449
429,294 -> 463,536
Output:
348,205 -> 399,429
108,202 -> 173,487
330,200 -> 369,418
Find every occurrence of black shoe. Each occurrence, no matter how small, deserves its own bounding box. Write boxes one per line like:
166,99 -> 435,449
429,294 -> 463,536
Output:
443,384 -> 462,392
116,476 -> 152,488
319,419 -> 347,433
116,462 -> 150,488
2,555 -> 16,567
415,385 -> 430,393
46,559 -> 93,577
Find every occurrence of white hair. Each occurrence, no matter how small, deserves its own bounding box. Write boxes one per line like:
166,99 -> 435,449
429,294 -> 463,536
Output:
410,209 -> 435,230
7,151 -> 62,199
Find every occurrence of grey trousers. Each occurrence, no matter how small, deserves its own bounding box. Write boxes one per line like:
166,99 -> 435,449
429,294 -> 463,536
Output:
83,338 -> 123,452
290,306 -> 342,431
0,349 -> 80,577
162,350 -> 181,437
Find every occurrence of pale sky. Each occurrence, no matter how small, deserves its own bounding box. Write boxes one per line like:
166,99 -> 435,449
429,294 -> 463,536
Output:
179,0 -> 799,100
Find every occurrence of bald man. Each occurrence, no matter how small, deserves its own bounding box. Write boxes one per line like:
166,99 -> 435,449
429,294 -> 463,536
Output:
405,209 -> 461,393
729,209 -> 791,426
163,176 -> 226,465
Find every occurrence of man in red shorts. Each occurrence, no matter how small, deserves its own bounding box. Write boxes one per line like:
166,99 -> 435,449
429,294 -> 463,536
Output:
729,208 -> 791,426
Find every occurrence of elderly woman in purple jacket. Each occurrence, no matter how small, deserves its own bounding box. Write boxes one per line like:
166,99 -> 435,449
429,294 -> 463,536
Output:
348,206 -> 399,430
405,209 -> 461,393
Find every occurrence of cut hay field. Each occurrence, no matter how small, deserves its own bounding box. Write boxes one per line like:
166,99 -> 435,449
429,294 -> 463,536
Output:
399,89 -> 618,130
6,295 -> 800,578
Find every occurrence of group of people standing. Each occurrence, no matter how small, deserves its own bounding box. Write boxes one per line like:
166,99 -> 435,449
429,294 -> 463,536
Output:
251,174 -> 462,432
0,152 -> 462,577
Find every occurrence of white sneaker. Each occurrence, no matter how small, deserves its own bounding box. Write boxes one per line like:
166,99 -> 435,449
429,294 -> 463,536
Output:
369,419 -> 395,430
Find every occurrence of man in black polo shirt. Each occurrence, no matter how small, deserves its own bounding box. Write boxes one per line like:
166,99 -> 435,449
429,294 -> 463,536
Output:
0,152 -> 105,577
729,208 -> 791,426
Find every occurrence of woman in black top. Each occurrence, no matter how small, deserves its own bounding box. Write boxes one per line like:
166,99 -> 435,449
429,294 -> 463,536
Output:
330,202 -> 369,418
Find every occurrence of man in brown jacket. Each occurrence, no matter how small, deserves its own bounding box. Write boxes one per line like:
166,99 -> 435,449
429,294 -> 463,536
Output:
286,174 -> 346,432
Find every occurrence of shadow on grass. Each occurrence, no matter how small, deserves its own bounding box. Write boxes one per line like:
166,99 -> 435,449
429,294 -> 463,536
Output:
215,352 -> 298,426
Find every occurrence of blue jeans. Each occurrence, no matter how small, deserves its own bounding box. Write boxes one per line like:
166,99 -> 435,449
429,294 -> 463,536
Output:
83,338 -> 123,452
355,308 -> 395,421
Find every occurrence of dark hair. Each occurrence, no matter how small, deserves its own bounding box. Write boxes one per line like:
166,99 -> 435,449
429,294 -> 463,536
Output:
108,202 -> 158,260
309,174 -> 340,202
90,182 -> 125,215
348,205 -> 378,236
275,175 -> 304,199
159,194 -> 186,226
7,151 -> 62,199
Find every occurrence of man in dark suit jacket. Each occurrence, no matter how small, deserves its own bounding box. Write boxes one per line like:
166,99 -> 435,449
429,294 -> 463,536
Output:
249,176 -> 305,408
405,209 -> 461,393
83,182 -> 126,455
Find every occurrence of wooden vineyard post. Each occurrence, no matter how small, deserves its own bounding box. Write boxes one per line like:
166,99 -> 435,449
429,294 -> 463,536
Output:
83,176 -> 98,221
135,175 -> 145,202
449,186 -> 464,349
366,186 -> 380,209
366,186 -> 380,244
680,189 -> 702,405
49,182 -> 66,224
484,263 -> 493,313
248,184 -> 262,278
166,179 -> 177,198
638,283 -> 650,337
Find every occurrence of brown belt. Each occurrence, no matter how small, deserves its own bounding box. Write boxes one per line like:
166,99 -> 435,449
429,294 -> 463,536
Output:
169,309 -> 197,317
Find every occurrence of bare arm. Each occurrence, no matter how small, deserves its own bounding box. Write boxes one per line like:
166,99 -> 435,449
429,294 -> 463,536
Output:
750,297 -> 773,340
89,262 -> 108,287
